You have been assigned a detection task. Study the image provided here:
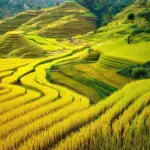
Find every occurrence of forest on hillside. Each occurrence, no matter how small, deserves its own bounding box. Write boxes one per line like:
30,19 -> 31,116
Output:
0,0 -> 135,26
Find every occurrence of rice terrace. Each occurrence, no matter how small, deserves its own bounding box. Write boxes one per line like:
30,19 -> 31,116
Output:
0,0 -> 150,150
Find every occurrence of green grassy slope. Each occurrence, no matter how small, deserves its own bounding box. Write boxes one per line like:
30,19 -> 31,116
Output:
19,2 -> 97,38
0,32 -> 45,58
0,2 -> 97,39
0,10 -> 41,35
76,0 -> 150,65
36,2 -> 97,38
0,2 -> 98,58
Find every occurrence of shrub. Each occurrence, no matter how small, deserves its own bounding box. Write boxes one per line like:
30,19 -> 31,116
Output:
146,68 -> 150,77
144,61 -> 150,68
132,67 -> 147,78
127,13 -> 135,20
36,6 -> 41,10
138,10 -> 150,22
145,28 -> 150,33
132,28 -> 145,34
0,12 -> 4,19
118,61 -> 150,79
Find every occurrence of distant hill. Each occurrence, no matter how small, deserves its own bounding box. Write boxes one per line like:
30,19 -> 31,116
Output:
0,2 -> 97,58
0,2 -> 97,38
0,0 -> 149,60
0,0 -> 134,20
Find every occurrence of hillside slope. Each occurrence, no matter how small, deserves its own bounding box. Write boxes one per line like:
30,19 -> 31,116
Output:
0,2 -> 97,58
0,31 -> 45,58
0,10 -> 41,35
76,0 -> 150,66
0,2 -> 97,38
0,49 -> 149,150
0,0 -> 65,19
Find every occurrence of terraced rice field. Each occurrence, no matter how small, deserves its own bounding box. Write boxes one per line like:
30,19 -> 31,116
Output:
0,1 -> 150,149
98,54 -> 133,71
0,49 -> 149,150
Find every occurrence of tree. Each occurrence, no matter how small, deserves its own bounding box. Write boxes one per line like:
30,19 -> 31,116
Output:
136,0 -> 148,6
36,6 -> 41,10
56,1 -> 60,6
0,12 -> 4,19
0,0 -> 8,7
75,0 -> 132,26
132,67 -> 147,78
127,35 -> 132,44
127,13 -> 135,20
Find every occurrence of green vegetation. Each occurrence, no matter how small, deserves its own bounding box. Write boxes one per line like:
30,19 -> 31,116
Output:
118,61 -> 150,79
50,71 -> 101,103
0,10 -> 40,35
76,0 -> 150,65
0,2 -> 97,39
75,0 -> 133,26
0,1 -> 149,150
127,13 -> 135,20
53,62 -> 118,102
0,32 -> 45,58
0,0 -> 65,19
75,63 -> 132,88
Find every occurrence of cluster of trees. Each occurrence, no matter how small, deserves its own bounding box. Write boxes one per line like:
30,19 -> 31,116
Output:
75,0 -> 134,26
118,61 -> 150,79
1,0 -> 145,25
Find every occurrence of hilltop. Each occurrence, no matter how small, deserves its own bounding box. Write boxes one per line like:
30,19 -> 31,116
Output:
0,2 -> 97,58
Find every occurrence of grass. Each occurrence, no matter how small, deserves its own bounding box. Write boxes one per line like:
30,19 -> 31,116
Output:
0,1 -> 149,150
56,62 -> 118,100
0,44 -> 149,150
75,63 -> 132,88
0,11 -> 40,35
53,79 -> 150,150
18,1 -> 97,39
75,0 -> 150,64
37,13 -> 97,38
0,32 -> 45,58
94,40 -> 150,64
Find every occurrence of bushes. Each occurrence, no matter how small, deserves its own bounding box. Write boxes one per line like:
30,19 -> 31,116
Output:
138,9 -> 150,22
0,12 -> 4,19
132,67 -> 147,78
127,13 -> 135,20
132,27 -> 145,34
118,61 -> 150,79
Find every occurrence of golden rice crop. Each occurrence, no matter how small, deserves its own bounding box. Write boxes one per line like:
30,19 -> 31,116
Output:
0,89 -> 40,114
0,49 -> 149,150
0,59 -> 33,72
0,71 -> 14,80
18,90 -> 123,150
0,94 -> 72,139
2,50 -> 73,84
0,100 -> 89,150
0,83 -> 25,103
53,79 -> 150,150
113,92 -> 150,135
0,88 -> 10,95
